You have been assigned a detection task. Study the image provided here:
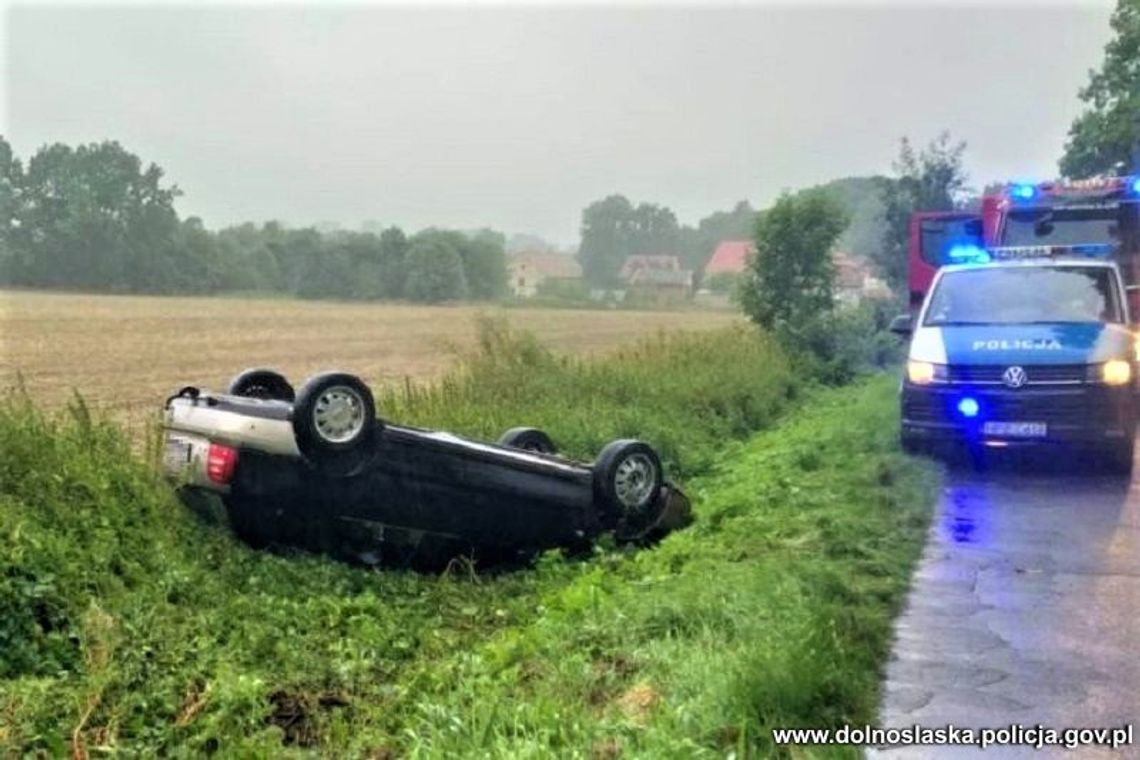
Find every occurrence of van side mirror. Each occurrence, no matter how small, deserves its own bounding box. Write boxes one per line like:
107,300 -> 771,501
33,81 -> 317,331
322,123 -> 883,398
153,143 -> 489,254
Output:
889,313 -> 913,336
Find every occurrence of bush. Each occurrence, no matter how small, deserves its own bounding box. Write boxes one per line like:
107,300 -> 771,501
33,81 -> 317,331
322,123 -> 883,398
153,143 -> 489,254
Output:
701,271 -> 740,294
534,277 -> 590,302
783,298 -> 905,385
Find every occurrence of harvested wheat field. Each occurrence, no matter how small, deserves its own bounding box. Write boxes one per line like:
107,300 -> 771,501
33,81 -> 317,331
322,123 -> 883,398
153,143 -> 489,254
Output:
0,289 -> 739,422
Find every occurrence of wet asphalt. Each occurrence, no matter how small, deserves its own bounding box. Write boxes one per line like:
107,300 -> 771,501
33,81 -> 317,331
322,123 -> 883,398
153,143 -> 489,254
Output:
869,449 -> 1140,759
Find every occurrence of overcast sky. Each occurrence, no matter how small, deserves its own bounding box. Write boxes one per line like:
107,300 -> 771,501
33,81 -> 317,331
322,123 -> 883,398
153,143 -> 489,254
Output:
1,1 -> 1119,244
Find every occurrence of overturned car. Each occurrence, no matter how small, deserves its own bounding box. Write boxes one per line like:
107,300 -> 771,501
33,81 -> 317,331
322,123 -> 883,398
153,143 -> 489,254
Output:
162,369 -> 692,565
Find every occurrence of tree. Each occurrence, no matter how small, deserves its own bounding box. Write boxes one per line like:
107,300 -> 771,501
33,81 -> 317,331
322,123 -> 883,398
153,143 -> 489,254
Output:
7,140 -> 183,291
630,202 -> 680,258
578,194 -> 635,287
877,133 -> 969,290
216,222 -> 283,292
457,228 -> 508,299
739,189 -> 849,333
410,228 -> 507,301
0,136 -> 23,283
270,226 -> 323,294
297,245 -> 355,300
577,195 -> 682,287
1060,0 -> 1140,178
377,226 -> 409,298
404,238 -> 468,303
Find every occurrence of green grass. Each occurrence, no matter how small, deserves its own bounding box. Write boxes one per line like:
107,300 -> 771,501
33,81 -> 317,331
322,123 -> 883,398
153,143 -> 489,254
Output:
0,323 -> 937,757
379,318 -> 796,478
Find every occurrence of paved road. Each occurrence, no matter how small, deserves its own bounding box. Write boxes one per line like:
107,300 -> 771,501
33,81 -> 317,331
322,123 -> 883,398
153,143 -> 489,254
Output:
870,452 -> 1140,759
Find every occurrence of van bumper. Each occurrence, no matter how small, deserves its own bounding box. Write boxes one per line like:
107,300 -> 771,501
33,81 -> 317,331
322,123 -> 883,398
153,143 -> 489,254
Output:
899,383 -> 1137,449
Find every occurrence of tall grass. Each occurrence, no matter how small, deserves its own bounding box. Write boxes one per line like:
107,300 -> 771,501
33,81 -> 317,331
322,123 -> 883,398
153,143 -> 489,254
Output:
380,317 -> 795,478
0,322 -> 935,757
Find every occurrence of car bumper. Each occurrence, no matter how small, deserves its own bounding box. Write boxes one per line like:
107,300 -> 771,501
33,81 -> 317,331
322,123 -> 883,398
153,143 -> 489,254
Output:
900,382 -> 1136,448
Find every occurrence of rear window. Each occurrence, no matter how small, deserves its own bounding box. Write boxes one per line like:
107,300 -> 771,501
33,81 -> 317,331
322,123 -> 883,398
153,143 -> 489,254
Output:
923,266 -> 1123,326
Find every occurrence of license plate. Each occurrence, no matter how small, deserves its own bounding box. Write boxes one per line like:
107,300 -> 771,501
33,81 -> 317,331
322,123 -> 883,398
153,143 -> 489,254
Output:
982,421 -> 1047,438
163,437 -> 193,473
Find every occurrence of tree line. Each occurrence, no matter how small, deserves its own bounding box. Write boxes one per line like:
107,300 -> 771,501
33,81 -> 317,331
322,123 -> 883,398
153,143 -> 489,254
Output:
0,137 -> 507,303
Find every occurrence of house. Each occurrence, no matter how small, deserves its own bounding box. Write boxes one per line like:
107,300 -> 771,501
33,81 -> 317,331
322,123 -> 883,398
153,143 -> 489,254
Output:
833,251 -> 891,306
618,254 -> 685,280
704,240 -> 753,276
508,252 -> 583,298
619,254 -> 694,305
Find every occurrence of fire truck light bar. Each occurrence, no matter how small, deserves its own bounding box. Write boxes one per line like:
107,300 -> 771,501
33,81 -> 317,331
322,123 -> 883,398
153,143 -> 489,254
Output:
1010,183 -> 1036,200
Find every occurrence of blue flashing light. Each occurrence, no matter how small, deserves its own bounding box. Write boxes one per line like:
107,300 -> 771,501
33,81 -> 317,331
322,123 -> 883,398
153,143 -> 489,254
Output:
946,244 -> 991,264
1131,177 -> 1140,195
1010,183 -> 1037,200
957,397 -> 980,419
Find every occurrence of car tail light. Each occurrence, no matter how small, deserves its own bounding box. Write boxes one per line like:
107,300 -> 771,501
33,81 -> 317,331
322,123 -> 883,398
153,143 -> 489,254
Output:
206,443 -> 239,485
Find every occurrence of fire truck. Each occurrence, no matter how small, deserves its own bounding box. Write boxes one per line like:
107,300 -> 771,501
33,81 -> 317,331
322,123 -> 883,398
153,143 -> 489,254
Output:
907,176 -> 1140,311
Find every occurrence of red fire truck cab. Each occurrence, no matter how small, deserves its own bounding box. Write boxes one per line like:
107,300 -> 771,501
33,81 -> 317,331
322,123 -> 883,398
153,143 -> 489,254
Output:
908,176 -> 1140,316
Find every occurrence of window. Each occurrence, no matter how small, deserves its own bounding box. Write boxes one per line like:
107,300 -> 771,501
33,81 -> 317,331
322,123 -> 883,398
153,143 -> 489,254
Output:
924,266 -> 1123,325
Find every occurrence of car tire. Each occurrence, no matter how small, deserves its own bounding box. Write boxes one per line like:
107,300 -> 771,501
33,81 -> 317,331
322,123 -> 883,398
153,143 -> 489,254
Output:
227,368 -> 295,402
498,427 -> 557,454
593,439 -> 664,523
292,373 -> 379,468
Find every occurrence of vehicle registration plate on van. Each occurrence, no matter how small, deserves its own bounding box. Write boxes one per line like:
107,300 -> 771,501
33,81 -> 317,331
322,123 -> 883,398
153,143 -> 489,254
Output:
982,421 -> 1047,437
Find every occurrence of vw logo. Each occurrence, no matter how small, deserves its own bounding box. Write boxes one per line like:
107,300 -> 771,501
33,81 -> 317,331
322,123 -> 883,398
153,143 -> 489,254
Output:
1002,365 -> 1028,389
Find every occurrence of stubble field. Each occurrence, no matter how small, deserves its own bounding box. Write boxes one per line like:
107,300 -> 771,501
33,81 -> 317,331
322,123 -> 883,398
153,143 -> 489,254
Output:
0,289 -> 738,423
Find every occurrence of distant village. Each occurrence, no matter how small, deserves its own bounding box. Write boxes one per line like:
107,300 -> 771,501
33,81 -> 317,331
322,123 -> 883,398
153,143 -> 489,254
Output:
508,241 -> 889,307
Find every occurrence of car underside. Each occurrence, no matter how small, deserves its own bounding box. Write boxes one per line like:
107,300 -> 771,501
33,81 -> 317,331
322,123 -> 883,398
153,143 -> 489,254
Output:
163,369 -> 692,567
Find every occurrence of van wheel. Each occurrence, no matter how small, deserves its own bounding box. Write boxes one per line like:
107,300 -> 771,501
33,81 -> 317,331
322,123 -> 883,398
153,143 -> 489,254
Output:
293,373 -> 379,470
228,368 -> 294,402
498,427 -> 557,454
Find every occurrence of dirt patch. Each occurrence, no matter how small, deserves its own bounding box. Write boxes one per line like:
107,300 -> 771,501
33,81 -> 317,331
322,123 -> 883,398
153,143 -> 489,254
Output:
615,681 -> 660,724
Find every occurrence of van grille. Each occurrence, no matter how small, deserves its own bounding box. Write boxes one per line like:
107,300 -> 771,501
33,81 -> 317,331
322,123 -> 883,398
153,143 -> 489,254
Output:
945,364 -> 1090,385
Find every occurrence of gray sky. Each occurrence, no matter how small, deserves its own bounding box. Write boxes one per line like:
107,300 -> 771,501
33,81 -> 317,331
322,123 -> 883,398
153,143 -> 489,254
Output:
1,1 -> 1118,244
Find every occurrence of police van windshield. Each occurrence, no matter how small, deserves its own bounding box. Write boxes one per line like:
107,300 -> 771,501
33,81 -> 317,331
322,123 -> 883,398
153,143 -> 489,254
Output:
924,266 -> 1123,326
1001,207 -> 1122,248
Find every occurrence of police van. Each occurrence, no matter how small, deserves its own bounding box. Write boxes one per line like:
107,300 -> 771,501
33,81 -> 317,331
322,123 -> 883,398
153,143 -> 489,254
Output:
891,249 -> 1138,472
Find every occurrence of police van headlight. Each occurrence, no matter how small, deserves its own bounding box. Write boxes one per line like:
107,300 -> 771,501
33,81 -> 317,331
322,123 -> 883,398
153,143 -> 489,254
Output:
1102,360 -> 1132,386
907,360 -> 944,385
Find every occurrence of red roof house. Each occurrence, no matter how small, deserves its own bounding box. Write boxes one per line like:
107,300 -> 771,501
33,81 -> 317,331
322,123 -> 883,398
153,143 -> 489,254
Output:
704,240 -> 753,275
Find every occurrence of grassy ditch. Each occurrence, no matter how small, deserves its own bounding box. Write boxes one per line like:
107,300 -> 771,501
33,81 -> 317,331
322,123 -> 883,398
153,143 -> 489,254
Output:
0,322 -> 936,757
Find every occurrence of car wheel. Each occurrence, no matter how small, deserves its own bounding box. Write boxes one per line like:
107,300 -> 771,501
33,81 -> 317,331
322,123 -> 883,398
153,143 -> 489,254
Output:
228,368 -> 295,402
498,427 -> 557,454
593,439 -> 664,523
292,373 -> 379,467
